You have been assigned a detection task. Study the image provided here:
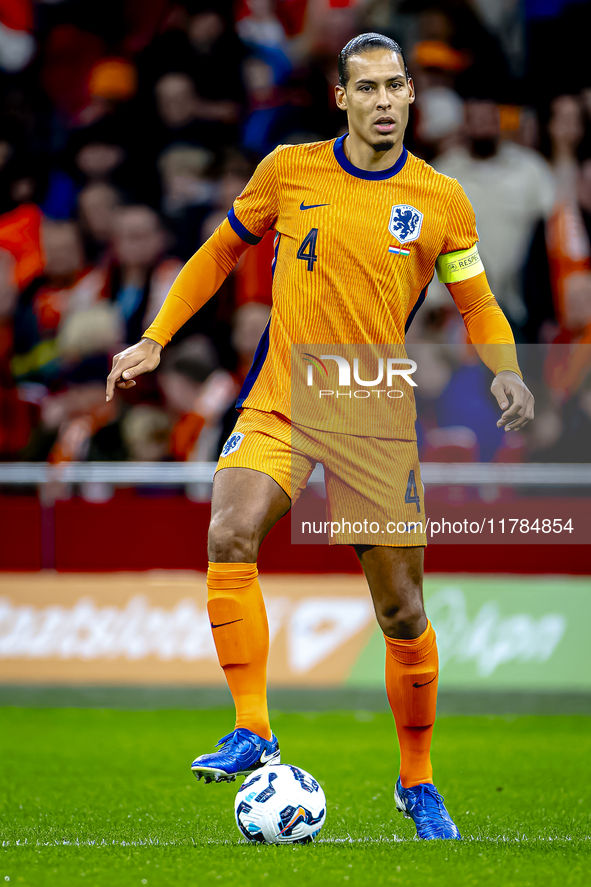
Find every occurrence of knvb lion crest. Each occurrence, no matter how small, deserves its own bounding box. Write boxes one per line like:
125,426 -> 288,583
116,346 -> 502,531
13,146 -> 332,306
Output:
221,432 -> 244,457
388,204 -> 423,244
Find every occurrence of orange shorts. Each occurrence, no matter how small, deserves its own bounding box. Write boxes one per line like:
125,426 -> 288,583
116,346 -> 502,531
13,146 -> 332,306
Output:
215,408 -> 427,547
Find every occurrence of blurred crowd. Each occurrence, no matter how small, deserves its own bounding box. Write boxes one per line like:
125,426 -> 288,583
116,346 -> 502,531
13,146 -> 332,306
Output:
0,0 -> 591,472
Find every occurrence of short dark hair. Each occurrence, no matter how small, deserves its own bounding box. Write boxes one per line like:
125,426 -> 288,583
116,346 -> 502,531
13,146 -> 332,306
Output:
338,33 -> 410,88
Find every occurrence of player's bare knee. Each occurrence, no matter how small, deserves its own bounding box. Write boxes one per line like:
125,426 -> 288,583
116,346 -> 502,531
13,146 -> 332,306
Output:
208,514 -> 260,562
378,599 -> 426,639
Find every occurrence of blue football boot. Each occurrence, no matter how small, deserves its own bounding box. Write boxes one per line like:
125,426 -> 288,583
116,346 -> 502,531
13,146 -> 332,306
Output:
191,728 -> 280,783
394,778 -> 462,840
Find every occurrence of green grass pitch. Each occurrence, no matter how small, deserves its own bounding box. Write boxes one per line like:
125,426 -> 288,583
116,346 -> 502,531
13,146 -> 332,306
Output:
1,708 -> 590,886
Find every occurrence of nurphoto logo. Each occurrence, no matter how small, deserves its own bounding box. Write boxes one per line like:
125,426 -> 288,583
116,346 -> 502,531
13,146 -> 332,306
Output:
302,353 -> 417,399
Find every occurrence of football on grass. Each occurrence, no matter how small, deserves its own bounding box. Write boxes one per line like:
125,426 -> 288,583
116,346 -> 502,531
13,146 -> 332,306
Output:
234,764 -> 326,844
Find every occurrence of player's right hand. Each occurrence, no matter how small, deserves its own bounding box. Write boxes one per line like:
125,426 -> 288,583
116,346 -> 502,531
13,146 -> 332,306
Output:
106,337 -> 163,402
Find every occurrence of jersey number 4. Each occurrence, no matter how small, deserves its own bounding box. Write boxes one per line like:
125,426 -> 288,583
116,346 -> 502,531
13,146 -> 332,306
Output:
405,469 -> 421,513
297,228 -> 318,271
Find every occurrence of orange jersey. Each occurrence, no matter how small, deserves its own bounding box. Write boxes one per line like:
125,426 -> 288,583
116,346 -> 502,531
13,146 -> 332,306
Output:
144,135 -> 520,436
228,137 -> 498,432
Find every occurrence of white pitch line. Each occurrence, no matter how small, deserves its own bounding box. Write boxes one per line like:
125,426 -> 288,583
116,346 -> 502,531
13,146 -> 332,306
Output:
3,835 -> 589,848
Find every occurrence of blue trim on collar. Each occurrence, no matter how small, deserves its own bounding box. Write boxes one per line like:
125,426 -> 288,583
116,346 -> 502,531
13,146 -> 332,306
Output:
333,134 -> 408,181
228,207 -> 262,245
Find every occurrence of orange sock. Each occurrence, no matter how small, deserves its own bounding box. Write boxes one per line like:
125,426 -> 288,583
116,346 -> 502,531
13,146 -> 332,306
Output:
384,621 -> 438,788
206,562 -> 272,741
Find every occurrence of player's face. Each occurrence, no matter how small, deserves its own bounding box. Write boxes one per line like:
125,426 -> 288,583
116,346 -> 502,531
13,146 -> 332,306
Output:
335,49 -> 414,154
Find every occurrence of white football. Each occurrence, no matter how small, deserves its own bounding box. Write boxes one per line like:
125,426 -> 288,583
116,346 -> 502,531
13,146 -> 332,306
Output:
234,764 -> 326,844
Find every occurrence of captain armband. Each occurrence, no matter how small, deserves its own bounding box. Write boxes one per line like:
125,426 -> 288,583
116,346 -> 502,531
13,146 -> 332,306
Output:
435,245 -> 484,284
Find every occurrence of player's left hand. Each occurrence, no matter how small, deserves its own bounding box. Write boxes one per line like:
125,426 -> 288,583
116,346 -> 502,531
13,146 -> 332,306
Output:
491,370 -> 535,432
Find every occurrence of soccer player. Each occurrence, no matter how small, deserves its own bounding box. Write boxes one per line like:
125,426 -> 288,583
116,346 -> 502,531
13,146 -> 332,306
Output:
106,33 -> 534,840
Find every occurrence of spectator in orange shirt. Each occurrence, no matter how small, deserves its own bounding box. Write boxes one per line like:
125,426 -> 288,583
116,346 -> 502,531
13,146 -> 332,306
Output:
159,335 -> 236,462
12,219 -> 104,386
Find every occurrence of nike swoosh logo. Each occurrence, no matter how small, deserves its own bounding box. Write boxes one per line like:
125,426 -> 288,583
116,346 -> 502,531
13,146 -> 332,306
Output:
260,749 -> 280,764
210,619 -> 243,629
413,675 -> 438,688
300,201 -> 330,211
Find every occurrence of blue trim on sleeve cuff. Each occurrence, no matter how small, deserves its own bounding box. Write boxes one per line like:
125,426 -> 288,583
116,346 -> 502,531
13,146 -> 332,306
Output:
228,207 -> 263,245
333,134 -> 408,181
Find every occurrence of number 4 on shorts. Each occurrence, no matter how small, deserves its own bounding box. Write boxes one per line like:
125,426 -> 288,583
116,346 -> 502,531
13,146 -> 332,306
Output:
405,469 -> 421,513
